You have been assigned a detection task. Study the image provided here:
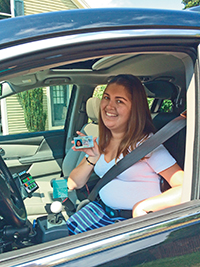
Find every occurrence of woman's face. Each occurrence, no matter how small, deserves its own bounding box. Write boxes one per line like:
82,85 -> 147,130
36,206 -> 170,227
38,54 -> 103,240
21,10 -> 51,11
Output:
76,140 -> 81,146
100,83 -> 132,134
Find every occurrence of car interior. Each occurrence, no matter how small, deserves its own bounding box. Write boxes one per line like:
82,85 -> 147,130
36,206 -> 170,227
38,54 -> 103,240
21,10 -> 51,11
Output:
0,49 -> 192,252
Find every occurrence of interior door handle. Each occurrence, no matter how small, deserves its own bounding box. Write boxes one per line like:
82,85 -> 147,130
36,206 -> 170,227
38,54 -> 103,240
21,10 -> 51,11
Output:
0,147 -> 5,156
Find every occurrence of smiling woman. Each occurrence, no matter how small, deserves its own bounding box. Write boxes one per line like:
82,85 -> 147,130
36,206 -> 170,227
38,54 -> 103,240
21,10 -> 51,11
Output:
67,74 -> 183,235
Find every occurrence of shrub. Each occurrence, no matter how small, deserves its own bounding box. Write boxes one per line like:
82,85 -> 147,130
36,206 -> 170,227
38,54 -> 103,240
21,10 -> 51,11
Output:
18,88 -> 47,132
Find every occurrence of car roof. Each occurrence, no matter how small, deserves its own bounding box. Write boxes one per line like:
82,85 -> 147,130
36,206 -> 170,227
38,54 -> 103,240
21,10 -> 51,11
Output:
1,8 -> 200,48
188,6 -> 200,12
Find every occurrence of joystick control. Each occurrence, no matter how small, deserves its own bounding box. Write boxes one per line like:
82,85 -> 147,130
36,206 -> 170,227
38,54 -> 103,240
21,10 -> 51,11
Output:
35,201 -> 68,243
50,201 -> 63,214
48,201 -> 64,225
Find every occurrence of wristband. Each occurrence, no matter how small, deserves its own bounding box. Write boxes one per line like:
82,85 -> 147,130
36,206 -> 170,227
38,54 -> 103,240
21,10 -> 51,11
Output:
86,157 -> 95,166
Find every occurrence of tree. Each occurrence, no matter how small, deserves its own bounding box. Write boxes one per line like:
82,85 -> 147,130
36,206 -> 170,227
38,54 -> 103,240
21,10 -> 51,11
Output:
182,0 -> 190,4
18,88 -> 47,132
182,0 -> 200,9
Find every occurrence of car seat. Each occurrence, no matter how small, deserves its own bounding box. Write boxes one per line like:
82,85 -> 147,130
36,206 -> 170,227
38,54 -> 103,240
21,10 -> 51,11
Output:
144,80 -> 186,191
153,112 -> 186,170
62,97 -> 101,202
145,81 -> 186,192
24,97 -> 101,219
62,97 -> 100,177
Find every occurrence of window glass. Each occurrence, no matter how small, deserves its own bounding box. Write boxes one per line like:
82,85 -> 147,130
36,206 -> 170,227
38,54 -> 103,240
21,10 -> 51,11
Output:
50,85 -> 72,127
0,84 -> 73,135
0,0 -> 10,14
93,85 -> 106,99
160,99 -> 173,112
93,85 -> 173,113
0,0 -> 11,19
148,98 -> 173,113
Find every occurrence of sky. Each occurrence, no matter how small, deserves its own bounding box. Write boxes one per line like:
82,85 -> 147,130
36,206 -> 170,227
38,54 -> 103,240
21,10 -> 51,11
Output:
84,0 -> 185,10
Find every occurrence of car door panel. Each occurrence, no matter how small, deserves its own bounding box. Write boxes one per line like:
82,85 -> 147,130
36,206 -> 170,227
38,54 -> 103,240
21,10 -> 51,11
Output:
99,218 -> 200,266
0,129 -> 65,177
1,200 -> 200,267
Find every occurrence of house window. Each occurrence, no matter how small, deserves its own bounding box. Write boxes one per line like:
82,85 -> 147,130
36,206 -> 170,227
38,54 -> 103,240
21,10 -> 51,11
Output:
50,85 -> 72,127
0,0 -> 11,19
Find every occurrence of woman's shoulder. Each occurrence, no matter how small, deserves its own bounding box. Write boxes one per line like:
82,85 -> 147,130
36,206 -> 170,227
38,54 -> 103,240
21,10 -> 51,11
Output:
134,133 -> 153,149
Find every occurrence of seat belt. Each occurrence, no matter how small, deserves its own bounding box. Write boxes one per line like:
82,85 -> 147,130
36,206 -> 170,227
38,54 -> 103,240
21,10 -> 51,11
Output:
88,112 -> 186,202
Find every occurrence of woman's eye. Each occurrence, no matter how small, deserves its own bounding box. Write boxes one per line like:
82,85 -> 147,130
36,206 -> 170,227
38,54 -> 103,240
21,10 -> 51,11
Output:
103,95 -> 109,100
117,100 -> 122,103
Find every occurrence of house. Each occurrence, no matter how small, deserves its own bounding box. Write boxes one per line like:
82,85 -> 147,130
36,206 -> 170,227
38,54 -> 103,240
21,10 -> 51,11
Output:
0,0 -> 90,17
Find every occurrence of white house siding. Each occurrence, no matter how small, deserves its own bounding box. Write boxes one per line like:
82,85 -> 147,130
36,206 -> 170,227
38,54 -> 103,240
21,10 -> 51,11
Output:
5,90 -> 48,135
6,95 -> 28,134
24,0 -> 79,15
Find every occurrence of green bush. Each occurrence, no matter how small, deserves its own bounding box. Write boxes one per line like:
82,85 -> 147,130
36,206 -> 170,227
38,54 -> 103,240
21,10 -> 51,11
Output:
160,99 -> 172,112
93,85 -> 106,99
18,88 -> 47,132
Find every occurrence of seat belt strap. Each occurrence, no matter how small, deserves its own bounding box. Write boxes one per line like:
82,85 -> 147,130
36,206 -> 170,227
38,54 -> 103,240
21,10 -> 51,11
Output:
88,114 -> 186,202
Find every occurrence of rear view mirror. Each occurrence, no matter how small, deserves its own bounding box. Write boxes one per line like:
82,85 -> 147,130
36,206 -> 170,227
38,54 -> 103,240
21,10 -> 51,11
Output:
0,81 -> 14,99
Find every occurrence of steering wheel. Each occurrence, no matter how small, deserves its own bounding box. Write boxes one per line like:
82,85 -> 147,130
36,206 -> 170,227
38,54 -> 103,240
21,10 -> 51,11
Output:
0,155 -> 27,227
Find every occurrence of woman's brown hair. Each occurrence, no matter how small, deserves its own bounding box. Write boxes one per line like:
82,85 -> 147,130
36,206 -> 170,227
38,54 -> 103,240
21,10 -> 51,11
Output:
98,74 -> 155,160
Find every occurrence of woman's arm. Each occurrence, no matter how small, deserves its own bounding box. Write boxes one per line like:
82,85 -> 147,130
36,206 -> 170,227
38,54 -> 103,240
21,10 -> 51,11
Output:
132,163 -> 184,217
67,132 -> 100,190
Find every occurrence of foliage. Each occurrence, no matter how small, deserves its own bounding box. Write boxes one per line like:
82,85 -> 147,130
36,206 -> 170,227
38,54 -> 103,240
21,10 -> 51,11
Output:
18,88 -> 47,132
147,98 -> 154,108
160,99 -> 172,112
148,98 -> 172,112
182,0 -> 200,9
93,85 -> 106,99
182,0 -> 190,4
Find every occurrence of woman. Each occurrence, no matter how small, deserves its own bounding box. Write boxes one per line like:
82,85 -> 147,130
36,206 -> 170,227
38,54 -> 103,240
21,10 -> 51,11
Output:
75,139 -> 82,147
67,74 -> 183,235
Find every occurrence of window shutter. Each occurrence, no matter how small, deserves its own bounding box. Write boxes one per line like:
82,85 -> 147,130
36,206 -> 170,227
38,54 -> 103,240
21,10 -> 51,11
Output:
14,0 -> 24,16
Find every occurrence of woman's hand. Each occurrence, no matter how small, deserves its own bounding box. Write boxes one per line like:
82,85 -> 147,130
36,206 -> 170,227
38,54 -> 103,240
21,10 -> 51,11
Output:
68,132 -> 100,190
72,131 -> 100,158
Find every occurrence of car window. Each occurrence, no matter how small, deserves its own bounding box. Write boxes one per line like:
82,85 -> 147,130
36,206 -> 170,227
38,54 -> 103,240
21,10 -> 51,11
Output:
92,85 -> 173,112
0,84 -> 73,135
148,98 -> 173,113
93,84 -> 106,99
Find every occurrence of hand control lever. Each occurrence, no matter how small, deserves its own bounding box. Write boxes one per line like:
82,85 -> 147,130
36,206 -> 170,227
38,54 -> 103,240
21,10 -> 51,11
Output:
47,201 -> 63,225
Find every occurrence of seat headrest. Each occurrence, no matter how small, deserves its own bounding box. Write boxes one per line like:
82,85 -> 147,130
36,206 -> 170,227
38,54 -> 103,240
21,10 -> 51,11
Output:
144,81 -> 178,100
86,97 -> 101,123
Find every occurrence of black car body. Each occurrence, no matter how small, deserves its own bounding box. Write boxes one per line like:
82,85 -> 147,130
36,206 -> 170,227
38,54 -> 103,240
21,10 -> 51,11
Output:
0,7 -> 200,266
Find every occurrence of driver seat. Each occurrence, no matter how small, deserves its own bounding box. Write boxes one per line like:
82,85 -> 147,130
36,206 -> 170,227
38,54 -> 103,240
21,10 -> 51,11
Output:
24,97 -> 100,220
